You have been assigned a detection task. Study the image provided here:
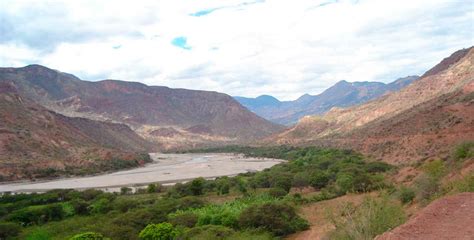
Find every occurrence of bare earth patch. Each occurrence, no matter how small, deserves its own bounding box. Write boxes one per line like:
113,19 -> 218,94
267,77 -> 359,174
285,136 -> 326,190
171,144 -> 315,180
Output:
376,192 -> 474,240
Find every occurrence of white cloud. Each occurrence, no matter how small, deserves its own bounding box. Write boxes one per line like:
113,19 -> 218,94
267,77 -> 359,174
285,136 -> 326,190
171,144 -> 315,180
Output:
0,0 -> 472,100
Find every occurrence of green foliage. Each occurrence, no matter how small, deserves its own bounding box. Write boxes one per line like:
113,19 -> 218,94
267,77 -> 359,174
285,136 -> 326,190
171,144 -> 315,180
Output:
397,187 -> 416,204
238,202 -> 309,236
414,174 -> 440,202
190,178 -> 205,196
423,160 -> 447,180
0,222 -> 21,239
310,170 -> 330,190
181,225 -> 273,240
70,232 -> 108,240
268,188 -> 288,198
453,141 -> 474,161
327,196 -> 406,240
88,198 -> 112,215
147,184 -> 163,194
139,223 -> 179,240
121,187 -> 133,195
8,204 -> 65,225
168,212 -> 198,228
25,229 -> 51,240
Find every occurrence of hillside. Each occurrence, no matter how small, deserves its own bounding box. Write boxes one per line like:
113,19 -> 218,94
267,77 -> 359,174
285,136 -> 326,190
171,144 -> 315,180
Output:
270,47 -> 474,163
0,65 -> 283,149
235,76 -> 418,125
0,83 -> 153,181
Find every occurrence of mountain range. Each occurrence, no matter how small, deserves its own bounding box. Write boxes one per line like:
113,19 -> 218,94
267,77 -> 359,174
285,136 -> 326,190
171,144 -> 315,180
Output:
269,46 -> 474,164
235,76 -> 419,125
1,46 -> 472,181
0,65 -> 283,149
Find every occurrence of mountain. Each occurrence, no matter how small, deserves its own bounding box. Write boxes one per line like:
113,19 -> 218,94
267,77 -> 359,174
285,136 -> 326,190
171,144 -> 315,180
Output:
270,46 -> 474,164
0,65 -> 283,149
0,83 -> 153,181
235,76 -> 419,125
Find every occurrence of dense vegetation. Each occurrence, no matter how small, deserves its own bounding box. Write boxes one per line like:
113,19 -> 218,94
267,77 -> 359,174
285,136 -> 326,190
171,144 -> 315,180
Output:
1,145 -> 452,240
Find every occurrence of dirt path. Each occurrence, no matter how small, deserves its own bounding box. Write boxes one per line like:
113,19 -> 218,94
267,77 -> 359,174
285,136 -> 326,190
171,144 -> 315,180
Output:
376,192 -> 474,240
286,193 -> 370,240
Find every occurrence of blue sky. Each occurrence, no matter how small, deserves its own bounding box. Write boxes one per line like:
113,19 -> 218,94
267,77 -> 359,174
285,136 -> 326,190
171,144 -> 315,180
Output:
0,0 -> 472,100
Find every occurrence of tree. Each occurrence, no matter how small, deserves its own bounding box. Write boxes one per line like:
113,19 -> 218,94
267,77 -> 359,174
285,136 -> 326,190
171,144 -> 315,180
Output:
147,184 -> 157,193
139,223 -> 179,240
190,178 -> 206,196
120,187 -> 132,195
310,170 -> 330,190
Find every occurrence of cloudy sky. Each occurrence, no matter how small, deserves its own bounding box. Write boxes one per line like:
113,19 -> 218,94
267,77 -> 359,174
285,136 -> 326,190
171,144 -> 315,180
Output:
0,0 -> 472,100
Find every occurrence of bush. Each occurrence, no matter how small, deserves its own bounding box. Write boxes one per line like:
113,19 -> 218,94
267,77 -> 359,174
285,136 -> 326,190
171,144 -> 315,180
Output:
453,141 -> 474,161
270,174 -> 292,193
113,198 -> 138,213
414,174 -> 440,202
139,222 -> 180,240
70,232 -> 109,240
292,172 -> 311,188
398,187 -> 416,204
147,184 -> 163,193
268,188 -> 288,198
169,212 -> 198,228
0,222 -> 21,239
70,199 -> 89,215
327,196 -> 406,239
89,198 -> 112,214
190,178 -> 206,196
8,204 -> 65,225
121,187 -> 133,195
238,203 -> 309,236
310,170 -> 330,190
181,225 -> 234,240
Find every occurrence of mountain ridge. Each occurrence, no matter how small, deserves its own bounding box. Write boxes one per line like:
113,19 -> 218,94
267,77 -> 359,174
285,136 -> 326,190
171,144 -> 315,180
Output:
235,75 -> 419,125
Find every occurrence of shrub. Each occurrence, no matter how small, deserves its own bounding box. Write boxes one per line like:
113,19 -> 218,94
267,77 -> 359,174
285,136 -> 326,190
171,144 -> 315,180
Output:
292,172 -> 311,188
414,174 -> 440,202
453,141 -> 474,161
113,198 -> 138,213
190,178 -> 206,196
8,204 -> 65,225
335,173 -> 355,194
398,187 -> 416,204
181,225 -> 234,240
121,187 -> 133,195
238,203 -> 309,236
168,212 -> 198,227
139,222 -> 180,240
89,198 -> 112,214
310,170 -> 330,190
327,196 -> 406,239
147,183 -> 163,193
70,199 -> 89,215
268,188 -> 288,198
423,160 -> 446,180
0,222 -> 21,239
270,173 -> 292,193
70,232 -> 108,240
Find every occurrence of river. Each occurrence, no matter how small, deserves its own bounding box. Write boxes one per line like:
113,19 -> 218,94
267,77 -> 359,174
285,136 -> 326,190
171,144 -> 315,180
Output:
0,153 -> 285,193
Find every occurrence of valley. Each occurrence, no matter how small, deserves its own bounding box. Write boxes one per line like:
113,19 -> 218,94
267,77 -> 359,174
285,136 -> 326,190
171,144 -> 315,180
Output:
0,153 -> 284,193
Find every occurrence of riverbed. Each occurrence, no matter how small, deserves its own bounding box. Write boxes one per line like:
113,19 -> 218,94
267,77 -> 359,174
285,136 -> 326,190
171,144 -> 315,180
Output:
0,153 -> 285,193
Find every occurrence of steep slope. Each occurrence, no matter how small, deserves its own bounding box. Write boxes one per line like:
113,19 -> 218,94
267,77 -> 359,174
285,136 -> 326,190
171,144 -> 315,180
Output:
271,47 -> 474,163
0,65 -> 283,148
376,193 -> 474,240
0,83 -> 153,181
235,76 -> 418,125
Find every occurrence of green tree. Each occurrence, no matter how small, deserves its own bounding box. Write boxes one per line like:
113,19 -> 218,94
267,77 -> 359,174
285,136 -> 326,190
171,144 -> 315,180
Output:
139,222 -> 179,240
310,170 -> 330,190
190,178 -> 205,196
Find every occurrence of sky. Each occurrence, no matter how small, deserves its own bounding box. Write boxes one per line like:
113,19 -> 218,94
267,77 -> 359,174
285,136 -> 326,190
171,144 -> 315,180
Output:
0,0 -> 473,100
